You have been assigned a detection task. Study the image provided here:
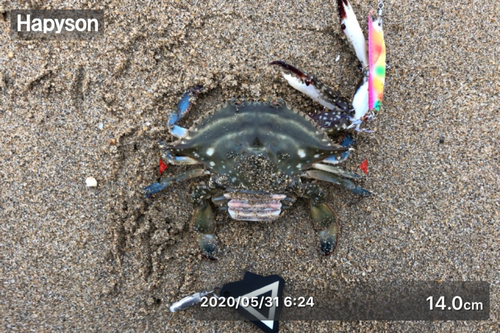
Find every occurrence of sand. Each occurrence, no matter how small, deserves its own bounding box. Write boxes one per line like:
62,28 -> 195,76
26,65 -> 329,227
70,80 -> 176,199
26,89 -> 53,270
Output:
1,0 -> 498,332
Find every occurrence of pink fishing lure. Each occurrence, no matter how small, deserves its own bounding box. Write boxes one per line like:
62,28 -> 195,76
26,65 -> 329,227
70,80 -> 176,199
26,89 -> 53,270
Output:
368,10 -> 386,112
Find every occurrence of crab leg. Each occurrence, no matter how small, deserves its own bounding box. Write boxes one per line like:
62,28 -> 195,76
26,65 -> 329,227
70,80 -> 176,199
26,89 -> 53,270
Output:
312,163 -> 361,180
160,147 -> 200,165
193,203 -> 217,259
302,169 -> 371,196
302,184 -> 339,255
322,134 -> 354,165
144,168 -> 208,197
311,202 -> 339,255
191,185 -> 218,259
168,85 -> 203,138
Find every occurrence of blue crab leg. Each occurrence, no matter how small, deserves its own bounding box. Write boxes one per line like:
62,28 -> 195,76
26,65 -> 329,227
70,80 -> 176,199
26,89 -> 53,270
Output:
168,85 -> 203,138
269,61 -> 352,113
322,134 -> 354,165
312,163 -> 361,180
144,168 -> 208,197
162,151 -> 200,165
167,156 -> 200,165
159,142 -> 200,165
302,169 -> 371,196
337,0 -> 368,68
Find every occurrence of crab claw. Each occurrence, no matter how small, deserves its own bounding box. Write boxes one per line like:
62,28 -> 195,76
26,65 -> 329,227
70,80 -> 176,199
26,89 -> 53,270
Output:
351,77 -> 369,122
169,85 -> 203,138
269,61 -> 351,112
337,0 -> 371,129
337,0 -> 368,68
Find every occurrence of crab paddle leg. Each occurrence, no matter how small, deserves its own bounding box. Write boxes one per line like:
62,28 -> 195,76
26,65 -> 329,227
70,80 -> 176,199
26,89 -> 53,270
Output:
311,202 -> 340,255
192,202 -> 217,259
168,85 -> 203,138
301,184 -> 339,255
191,185 -> 218,259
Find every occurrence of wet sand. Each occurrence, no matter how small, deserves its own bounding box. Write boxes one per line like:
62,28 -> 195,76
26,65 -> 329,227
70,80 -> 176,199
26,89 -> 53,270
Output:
1,0 -> 498,331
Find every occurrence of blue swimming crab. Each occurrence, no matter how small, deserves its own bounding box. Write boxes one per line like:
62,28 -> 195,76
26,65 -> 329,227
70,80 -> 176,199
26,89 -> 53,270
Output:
145,0 -> 385,259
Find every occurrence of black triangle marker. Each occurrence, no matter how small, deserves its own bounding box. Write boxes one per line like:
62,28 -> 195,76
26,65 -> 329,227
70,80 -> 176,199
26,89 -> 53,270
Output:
219,272 -> 285,333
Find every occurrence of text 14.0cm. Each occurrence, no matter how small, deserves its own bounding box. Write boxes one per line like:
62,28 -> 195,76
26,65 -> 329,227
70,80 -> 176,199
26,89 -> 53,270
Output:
426,296 -> 484,311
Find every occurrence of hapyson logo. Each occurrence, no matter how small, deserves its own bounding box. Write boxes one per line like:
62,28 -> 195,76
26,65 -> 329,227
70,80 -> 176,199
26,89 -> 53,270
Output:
10,10 -> 104,40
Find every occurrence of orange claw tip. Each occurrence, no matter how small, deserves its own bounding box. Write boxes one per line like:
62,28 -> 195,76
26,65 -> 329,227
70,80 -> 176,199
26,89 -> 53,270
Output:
159,158 -> 168,175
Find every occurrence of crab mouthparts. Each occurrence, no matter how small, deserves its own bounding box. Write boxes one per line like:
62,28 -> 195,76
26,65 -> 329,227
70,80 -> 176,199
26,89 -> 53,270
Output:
226,194 -> 286,221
